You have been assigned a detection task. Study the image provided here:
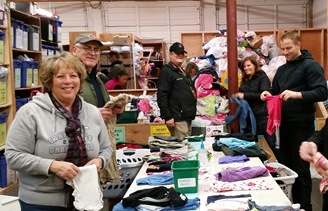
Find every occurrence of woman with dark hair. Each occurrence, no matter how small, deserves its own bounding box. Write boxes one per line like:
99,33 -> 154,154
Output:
105,64 -> 130,90
235,56 -> 281,161
5,51 -> 112,211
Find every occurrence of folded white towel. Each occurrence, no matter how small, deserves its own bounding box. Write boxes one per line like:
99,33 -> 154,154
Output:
66,164 -> 103,211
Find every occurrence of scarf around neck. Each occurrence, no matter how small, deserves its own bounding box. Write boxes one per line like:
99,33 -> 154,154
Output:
49,93 -> 88,166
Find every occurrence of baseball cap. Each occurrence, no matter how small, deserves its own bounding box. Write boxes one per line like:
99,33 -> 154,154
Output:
74,34 -> 103,46
169,42 -> 187,54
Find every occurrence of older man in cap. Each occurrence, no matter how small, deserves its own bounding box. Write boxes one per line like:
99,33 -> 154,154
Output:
72,34 -> 124,208
157,42 -> 197,137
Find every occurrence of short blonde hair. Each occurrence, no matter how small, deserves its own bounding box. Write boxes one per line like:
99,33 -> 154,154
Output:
39,51 -> 87,93
280,31 -> 300,45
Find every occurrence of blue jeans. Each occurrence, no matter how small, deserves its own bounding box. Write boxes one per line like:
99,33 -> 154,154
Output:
19,200 -> 68,211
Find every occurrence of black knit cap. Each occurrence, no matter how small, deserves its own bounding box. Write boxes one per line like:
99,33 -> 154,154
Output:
169,42 -> 187,54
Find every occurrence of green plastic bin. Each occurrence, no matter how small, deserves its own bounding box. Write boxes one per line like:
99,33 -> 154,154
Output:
171,160 -> 200,193
116,109 -> 139,124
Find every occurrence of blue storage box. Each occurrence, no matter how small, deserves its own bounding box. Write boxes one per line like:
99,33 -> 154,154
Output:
0,113 -> 8,146
14,60 -> 22,88
16,97 -> 30,111
53,19 -> 62,43
11,18 -> 16,48
0,156 -> 7,188
21,60 -> 33,87
28,25 -> 40,51
15,20 -> 23,49
32,61 -> 39,85
22,23 -> 29,50
0,30 -> 4,63
42,44 -> 48,59
47,46 -> 54,56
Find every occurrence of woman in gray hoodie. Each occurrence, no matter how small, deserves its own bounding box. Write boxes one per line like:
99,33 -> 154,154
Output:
5,52 -> 112,211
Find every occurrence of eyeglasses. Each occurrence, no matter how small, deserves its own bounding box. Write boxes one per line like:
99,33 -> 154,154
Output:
75,45 -> 101,54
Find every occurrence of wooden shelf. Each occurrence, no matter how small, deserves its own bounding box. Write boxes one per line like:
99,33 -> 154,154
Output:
13,48 -> 42,54
0,25 -> 7,30
15,85 -> 42,91
10,9 -> 40,26
0,103 -> 12,109
0,182 -> 18,195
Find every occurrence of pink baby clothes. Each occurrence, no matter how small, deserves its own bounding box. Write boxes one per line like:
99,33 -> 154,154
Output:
313,152 -> 328,194
211,180 -> 273,192
266,95 -> 282,148
266,95 -> 282,135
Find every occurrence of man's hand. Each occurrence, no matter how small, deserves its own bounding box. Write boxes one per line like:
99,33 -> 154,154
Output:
280,90 -> 302,101
98,107 -> 113,122
112,105 -> 125,115
166,118 -> 175,127
299,141 -> 318,162
260,91 -> 272,101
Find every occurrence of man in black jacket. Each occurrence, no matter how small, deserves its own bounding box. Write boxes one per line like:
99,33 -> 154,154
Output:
157,42 -> 197,137
261,31 -> 328,211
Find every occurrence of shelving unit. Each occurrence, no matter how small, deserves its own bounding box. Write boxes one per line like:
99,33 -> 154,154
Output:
141,41 -> 165,88
11,8 -> 42,105
0,7 -> 43,194
99,33 -> 142,89
0,4 -> 15,194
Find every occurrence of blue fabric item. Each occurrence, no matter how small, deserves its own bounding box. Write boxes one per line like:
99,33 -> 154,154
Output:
112,202 -> 135,211
161,197 -> 200,211
219,138 -> 256,149
136,173 -> 174,185
248,200 -> 299,211
207,194 -> 251,204
219,155 -> 250,164
198,54 -> 216,66
225,95 -> 257,135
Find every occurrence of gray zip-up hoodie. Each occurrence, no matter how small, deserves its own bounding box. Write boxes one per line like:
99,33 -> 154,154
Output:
5,92 -> 112,207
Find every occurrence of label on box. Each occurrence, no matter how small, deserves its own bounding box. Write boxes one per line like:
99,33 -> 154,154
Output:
114,127 -> 125,143
150,125 -> 170,136
27,67 -> 33,87
205,125 -> 229,137
0,81 -> 6,104
0,122 -> 6,146
177,178 -> 196,188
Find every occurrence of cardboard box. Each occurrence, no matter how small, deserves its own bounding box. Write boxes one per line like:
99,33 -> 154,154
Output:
205,125 -> 230,137
113,36 -> 129,45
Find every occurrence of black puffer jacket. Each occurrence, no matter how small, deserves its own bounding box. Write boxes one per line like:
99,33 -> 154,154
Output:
157,63 -> 197,122
239,70 -> 271,133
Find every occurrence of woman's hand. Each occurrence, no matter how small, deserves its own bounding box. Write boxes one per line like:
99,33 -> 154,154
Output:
49,160 -> 80,181
299,141 -> 318,162
235,92 -> 244,99
85,157 -> 103,172
260,91 -> 271,101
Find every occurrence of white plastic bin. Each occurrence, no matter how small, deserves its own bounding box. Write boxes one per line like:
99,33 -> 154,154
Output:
102,148 -> 150,199
116,148 -> 150,168
266,162 -> 298,200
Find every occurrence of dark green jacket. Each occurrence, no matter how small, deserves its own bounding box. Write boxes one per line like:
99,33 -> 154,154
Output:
80,73 -> 110,107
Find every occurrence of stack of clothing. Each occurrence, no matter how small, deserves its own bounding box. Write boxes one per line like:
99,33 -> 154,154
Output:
113,186 -> 200,211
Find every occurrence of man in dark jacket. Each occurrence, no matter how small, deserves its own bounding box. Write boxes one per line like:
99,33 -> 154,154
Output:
157,42 -> 197,137
261,31 -> 328,211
